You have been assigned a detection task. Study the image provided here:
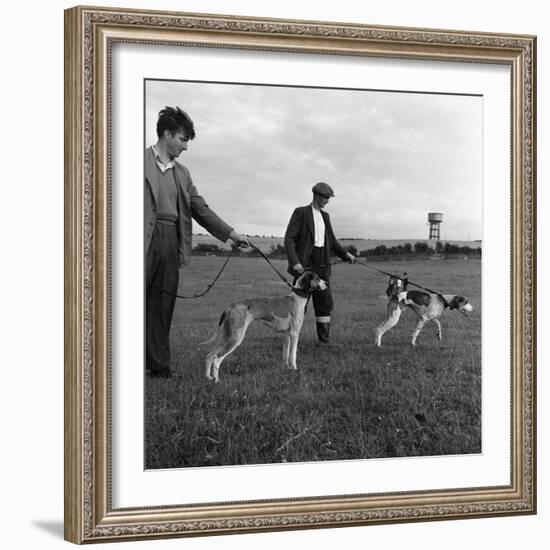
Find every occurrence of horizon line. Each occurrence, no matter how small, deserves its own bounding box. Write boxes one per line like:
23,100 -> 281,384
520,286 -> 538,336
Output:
193,233 -> 482,242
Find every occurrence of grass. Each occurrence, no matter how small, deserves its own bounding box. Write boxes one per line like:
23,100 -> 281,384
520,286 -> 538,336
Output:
145,256 -> 481,469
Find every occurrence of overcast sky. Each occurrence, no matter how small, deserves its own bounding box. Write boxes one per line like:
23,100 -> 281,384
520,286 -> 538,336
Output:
145,80 -> 482,240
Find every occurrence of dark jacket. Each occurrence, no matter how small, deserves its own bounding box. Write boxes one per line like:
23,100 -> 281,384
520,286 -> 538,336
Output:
284,205 -> 348,276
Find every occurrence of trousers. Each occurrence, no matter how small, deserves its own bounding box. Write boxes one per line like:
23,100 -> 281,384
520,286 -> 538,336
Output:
307,247 -> 333,318
145,222 -> 179,371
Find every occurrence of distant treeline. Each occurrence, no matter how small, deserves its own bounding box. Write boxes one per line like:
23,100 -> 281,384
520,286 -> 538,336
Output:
351,242 -> 481,257
193,241 -> 481,259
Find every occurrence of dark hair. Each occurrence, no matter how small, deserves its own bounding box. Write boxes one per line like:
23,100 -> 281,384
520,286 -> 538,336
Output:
156,106 -> 196,139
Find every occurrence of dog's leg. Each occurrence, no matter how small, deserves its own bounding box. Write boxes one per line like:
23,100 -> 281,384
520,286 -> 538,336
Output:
208,325 -> 248,383
288,330 -> 299,370
374,301 -> 402,347
411,319 -> 426,346
205,352 -> 216,381
282,332 -> 291,368
205,308 -> 250,382
431,319 -> 442,340
205,328 -> 223,381
287,310 -> 306,370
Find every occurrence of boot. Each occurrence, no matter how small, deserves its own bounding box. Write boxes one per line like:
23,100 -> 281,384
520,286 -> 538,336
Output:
316,321 -> 330,344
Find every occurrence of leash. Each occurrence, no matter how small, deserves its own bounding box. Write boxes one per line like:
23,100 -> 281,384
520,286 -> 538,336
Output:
348,258 -> 451,308
153,241 -> 293,299
260,250 -> 451,309
152,248 -> 235,299
152,240 -> 449,309
249,243 -> 293,289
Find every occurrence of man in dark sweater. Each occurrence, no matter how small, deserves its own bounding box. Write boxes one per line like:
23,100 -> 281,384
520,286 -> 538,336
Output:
284,182 -> 355,345
145,106 -> 249,377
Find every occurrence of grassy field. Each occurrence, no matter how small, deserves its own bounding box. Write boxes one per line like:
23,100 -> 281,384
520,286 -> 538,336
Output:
145,256 -> 481,469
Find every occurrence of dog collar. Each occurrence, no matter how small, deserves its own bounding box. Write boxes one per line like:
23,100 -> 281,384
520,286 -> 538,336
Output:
446,296 -> 457,309
291,287 -> 310,299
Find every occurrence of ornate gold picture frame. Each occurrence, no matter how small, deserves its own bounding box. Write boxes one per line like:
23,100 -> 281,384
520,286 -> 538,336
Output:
64,5 -> 536,544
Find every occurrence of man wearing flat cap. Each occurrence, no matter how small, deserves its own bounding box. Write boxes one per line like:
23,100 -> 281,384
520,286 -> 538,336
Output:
284,182 -> 356,345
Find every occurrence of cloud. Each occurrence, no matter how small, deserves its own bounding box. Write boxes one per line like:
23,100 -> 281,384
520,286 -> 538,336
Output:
146,81 -> 482,240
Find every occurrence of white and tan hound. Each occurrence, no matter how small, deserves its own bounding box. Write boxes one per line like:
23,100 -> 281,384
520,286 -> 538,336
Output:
203,271 -> 327,382
374,288 -> 473,347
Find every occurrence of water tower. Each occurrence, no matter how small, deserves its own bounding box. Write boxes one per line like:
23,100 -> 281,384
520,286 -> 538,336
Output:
428,212 -> 443,240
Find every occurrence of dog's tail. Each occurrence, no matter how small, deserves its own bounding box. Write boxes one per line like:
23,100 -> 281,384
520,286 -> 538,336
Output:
198,310 -> 227,346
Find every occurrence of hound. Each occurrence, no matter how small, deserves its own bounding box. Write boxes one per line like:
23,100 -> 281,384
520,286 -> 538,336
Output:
203,271 -> 327,382
374,287 -> 473,347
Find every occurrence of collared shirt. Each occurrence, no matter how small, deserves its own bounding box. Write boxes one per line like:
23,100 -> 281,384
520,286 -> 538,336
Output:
311,204 -> 325,247
152,144 -> 176,173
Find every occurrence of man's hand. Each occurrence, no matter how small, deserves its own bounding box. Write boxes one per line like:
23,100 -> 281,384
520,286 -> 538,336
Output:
345,252 -> 356,264
229,230 -> 250,248
293,263 -> 305,274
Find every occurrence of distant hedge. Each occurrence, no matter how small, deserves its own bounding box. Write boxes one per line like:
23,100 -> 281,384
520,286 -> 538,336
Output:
192,240 -> 481,258
358,241 -> 481,258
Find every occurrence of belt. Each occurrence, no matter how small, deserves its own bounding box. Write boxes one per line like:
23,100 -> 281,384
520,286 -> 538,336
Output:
156,214 -> 177,226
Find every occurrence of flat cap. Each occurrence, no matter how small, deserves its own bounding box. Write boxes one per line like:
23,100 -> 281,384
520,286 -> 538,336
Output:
311,182 -> 335,197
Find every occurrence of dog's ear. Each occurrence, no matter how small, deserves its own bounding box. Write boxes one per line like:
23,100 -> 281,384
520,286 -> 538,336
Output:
297,271 -> 314,289
449,295 -> 466,309
301,271 -> 313,288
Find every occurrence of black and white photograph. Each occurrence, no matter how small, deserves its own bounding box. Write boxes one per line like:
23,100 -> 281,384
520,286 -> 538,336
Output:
58,2 -> 538,546
144,79 -> 482,470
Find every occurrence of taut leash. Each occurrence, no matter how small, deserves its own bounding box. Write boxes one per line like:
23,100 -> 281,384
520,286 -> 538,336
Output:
341,258 -> 451,308
249,243 -> 293,289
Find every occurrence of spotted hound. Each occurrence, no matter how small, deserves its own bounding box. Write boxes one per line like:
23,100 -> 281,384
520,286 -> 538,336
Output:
203,271 -> 327,382
374,279 -> 473,347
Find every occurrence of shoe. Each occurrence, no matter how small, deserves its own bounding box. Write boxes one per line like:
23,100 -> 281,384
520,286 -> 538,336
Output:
315,322 -> 343,348
316,321 -> 331,344
148,367 -> 173,378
